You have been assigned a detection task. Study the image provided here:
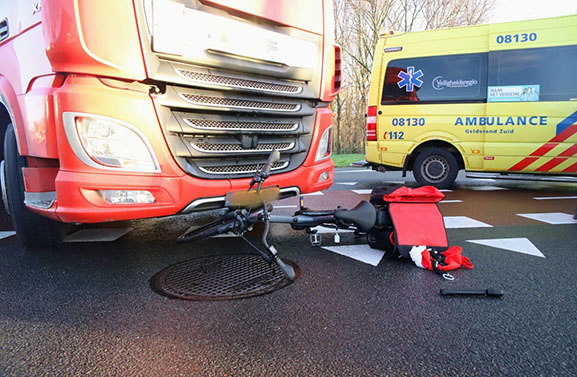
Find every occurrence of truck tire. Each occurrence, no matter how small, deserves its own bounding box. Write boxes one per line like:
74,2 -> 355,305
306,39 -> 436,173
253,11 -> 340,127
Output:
413,147 -> 459,189
4,125 -> 64,248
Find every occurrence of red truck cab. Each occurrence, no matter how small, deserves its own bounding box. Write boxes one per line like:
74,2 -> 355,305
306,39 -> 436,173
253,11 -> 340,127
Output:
0,0 -> 341,247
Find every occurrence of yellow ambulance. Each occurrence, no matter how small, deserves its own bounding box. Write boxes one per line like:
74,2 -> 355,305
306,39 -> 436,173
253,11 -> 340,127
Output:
365,15 -> 577,188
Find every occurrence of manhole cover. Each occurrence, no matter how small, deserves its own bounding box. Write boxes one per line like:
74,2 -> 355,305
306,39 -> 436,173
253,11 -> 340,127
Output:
151,254 -> 300,301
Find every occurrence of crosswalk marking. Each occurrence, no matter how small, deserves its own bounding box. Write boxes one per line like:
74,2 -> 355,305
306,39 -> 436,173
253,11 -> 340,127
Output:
0,231 -> 15,240
352,189 -> 373,195
468,186 -> 509,191
533,196 -> 577,200
467,237 -> 545,258
311,226 -> 354,234
322,244 -> 384,266
443,216 -> 493,229
302,191 -> 325,196
517,212 -> 577,225
336,169 -> 375,174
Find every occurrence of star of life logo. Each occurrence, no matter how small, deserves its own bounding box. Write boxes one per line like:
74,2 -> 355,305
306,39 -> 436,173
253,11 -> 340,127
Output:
397,66 -> 424,92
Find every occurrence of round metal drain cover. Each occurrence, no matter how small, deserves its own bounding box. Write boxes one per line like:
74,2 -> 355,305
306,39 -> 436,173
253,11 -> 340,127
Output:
152,254 -> 299,301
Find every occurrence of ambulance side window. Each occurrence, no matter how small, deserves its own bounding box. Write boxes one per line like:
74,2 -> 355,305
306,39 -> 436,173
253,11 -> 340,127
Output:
381,53 -> 488,104
489,45 -> 577,102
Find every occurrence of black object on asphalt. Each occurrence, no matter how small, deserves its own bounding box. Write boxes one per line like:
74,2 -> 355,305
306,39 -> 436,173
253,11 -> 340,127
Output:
440,288 -> 504,297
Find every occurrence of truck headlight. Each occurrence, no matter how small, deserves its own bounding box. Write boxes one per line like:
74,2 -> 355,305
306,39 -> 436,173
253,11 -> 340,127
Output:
63,113 -> 160,172
315,126 -> 332,161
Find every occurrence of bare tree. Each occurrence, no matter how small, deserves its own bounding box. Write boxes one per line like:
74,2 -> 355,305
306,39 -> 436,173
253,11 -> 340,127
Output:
332,0 -> 495,154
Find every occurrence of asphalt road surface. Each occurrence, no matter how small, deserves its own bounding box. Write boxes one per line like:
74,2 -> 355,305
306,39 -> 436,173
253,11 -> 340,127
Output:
1,168 -> 576,377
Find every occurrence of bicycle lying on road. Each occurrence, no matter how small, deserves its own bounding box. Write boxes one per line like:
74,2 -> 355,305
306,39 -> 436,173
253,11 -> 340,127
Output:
177,150 -> 471,281
177,150 -> 378,281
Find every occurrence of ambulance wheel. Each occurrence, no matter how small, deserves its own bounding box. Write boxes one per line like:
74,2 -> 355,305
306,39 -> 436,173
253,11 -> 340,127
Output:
413,148 -> 458,189
4,125 -> 64,248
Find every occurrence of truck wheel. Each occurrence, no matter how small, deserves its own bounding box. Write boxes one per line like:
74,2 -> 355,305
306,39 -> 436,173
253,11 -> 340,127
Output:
4,125 -> 64,248
413,147 -> 459,189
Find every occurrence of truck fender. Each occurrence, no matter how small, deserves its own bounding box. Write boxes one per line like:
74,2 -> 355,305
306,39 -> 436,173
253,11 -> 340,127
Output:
0,76 -> 28,156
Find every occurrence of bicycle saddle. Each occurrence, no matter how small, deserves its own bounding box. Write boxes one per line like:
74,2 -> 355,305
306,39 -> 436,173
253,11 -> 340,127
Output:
334,200 -> 376,232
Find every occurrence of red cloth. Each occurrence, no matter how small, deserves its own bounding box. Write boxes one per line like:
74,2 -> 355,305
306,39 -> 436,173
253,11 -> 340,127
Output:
411,246 -> 473,271
383,186 -> 445,203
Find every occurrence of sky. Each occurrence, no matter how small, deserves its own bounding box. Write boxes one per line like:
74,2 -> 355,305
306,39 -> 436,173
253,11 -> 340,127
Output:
490,0 -> 577,23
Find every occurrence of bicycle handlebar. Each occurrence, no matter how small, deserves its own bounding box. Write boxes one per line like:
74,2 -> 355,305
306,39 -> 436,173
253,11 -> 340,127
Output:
177,216 -> 248,243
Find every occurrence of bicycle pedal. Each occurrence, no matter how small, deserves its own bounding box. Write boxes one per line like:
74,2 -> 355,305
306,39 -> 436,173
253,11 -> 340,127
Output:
310,232 -> 322,247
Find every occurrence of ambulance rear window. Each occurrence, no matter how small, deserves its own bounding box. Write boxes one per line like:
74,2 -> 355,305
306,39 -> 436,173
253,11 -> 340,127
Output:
381,53 -> 488,104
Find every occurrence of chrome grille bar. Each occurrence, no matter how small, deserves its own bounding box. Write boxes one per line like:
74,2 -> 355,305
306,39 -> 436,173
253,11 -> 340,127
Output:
180,93 -> 301,112
177,69 -> 302,94
198,161 -> 289,175
190,142 -> 295,154
183,119 -> 299,132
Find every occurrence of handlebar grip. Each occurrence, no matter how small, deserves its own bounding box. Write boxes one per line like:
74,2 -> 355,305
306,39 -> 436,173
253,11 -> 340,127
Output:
261,149 -> 280,177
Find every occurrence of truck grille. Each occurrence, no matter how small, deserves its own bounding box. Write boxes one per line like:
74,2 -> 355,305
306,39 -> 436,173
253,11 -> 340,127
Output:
180,93 -> 301,112
191,142 -> 295,154
199,161 -> 289,175
183,119 -> 298,132
156,61 -> 317,179
178,70 -> 302,94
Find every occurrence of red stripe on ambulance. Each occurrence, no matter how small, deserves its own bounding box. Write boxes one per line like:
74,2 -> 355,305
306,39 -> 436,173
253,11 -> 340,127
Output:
509,120 -> 577,172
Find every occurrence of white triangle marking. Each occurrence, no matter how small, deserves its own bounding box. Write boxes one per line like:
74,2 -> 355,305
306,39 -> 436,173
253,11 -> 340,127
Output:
0,231 -> 16,240
336,182 -> 358,186
517,212 -> 577,225
311,226 -> 354,234
352,189 -> 373,195
302,191 -> 324,196
533,196 -> 577,200
323,244 -> 385,266
468,185 -> 509,191
443,216 -> 492,228
467,237 -> 545,258
336,169 -> 375,174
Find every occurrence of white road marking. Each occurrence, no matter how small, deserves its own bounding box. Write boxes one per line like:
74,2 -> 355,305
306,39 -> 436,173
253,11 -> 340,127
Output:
517,212 -> 577,225
440,200 -> 463,203
64,228 -> 132,242
323,244 -> 385,266
302,191 -> 325,196
468,186 -> 509,191
467,237 -> 545,258
311,226 -> 354,234
443,216 -> 493,229
439,189 -> 453,192
352,189 -> 373,195
336,169 -> 375,174
273,205 -> 298,209
533,196 -> 577,200
335,182 -> 358,186
0,231 -> 16,240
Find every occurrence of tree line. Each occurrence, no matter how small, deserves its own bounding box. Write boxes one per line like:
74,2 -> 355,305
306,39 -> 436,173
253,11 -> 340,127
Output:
332,0 -> 495,154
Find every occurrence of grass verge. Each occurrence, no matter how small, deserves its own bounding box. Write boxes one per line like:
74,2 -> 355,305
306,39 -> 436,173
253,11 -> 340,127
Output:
331,154 -> 365,167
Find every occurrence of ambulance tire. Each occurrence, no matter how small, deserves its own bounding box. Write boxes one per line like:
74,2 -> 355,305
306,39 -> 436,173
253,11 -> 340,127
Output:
413,147 -> 459,189
4,125 -> 64,248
